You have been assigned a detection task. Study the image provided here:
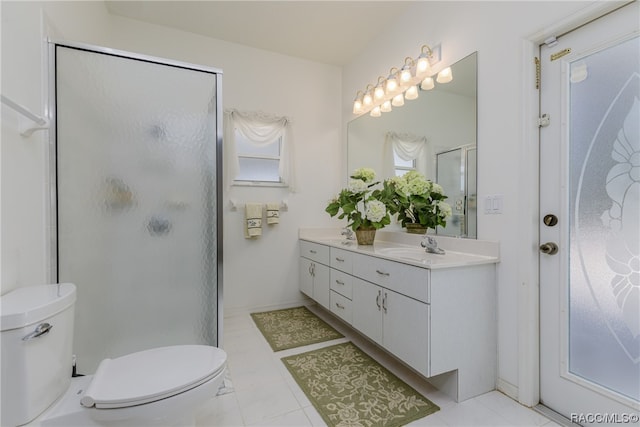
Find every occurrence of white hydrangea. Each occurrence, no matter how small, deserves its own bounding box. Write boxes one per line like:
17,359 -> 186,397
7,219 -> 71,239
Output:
352,168 -> 376,183
348,179 -> 368,193
437,201 -> 452,218
365,200 -> 387,223
431,183 -> 444,195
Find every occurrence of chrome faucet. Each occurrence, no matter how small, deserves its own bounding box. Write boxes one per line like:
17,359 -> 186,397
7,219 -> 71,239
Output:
341,227 -> 355,240
421,235 -> 445,255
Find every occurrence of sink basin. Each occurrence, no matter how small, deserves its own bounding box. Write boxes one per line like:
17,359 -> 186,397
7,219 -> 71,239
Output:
376,247 -> 433,262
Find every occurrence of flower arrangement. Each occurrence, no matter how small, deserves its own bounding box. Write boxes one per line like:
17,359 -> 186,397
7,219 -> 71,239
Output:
385,170 -> 452,231
325,168 -> 392,232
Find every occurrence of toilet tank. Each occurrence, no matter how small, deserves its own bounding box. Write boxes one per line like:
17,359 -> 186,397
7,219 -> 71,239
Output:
1,283 -> 76,427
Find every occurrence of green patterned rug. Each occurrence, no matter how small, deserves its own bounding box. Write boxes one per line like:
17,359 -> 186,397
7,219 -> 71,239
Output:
250,306 -> 344,351
282,342 -> 440,427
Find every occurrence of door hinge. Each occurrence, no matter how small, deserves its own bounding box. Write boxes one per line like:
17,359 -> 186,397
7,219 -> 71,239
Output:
535,57 -> 541,90
538,113 -> 550,128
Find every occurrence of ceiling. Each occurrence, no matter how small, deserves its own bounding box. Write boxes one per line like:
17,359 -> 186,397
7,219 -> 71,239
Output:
105,1 -> 414,66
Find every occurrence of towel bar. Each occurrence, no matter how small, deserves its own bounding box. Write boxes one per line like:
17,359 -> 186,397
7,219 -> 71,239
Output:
228,199 -> 288,212
1,94 -> 49,137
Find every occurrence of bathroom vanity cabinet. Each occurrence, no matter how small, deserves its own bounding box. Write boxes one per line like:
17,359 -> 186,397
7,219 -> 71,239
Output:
299,241 -> 331,310
298,236 -> 498,402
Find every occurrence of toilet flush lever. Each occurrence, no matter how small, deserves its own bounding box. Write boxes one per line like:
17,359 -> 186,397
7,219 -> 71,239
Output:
22,322 -> 53,341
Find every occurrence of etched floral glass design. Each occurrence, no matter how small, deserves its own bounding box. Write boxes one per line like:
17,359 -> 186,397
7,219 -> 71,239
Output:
569,35 -> 639,401
56,46 -> 219,372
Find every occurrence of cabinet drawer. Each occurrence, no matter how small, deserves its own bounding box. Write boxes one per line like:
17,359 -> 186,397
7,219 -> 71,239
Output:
330,247 -> 355,274
299,240 -> 330,265
330,269 -> 353,299
352,253 -> 430,303
330,290 -> 352,324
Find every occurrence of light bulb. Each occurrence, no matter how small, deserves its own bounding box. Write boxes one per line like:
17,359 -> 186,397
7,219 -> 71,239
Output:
416,56 -> 430,75
405,85 -> 419,100
392,93 -> 404,107
353,99 -> 362,114
421,76 -> 434,90
381,100 -> 392,112
436,67 -> 453,83
400,68 -> 412,84
370,106 -> 382,117
374,84 -> 385,99
386,77 -> 398,93
363,92 -> 373,106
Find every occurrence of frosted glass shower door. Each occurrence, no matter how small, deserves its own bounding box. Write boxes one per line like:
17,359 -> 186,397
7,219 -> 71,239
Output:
54,45 -> 221,373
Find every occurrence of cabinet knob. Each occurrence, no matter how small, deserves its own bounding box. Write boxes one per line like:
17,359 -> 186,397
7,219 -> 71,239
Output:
335,257 -> 345,262
335,280 -> 344,286
376,269 -> 390,276
335,302 -> 345,310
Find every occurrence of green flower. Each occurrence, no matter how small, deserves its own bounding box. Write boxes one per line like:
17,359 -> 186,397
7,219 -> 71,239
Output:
351,167 -> 376,183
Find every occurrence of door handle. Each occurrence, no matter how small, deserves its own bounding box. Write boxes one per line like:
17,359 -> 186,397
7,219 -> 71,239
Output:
539,242 -> 559,255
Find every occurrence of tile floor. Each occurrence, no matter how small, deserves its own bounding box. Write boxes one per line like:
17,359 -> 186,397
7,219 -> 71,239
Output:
196,304 -> 561,427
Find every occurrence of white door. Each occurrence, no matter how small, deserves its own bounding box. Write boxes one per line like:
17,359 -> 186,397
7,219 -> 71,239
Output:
539,2 -> 639,424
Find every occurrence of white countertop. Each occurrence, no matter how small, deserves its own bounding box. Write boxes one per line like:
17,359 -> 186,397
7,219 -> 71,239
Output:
299,228 -> 499,270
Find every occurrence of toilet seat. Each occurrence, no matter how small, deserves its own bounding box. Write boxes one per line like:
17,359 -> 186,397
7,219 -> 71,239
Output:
80,345 -> 227,409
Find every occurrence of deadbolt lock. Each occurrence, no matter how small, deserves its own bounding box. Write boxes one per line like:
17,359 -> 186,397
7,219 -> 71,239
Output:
540,242 -> 559,255
543,214 -> 558,227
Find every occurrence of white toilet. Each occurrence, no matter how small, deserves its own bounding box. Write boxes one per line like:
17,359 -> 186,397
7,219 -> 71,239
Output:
0,283 -> 227,427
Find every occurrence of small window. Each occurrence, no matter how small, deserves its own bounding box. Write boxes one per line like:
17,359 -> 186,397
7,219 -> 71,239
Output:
393,151 -> 416,176
234,131 -> 282,183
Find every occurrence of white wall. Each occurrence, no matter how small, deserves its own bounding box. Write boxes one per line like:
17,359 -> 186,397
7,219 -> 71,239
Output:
1,2 -> 342,315
341,1 -> 592,398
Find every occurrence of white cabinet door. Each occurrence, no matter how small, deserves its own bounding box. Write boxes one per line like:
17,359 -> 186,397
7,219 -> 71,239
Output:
313,262 -> 331,310
299,258 -> 314,298
352,277 -> 383,345
382,289 -> 430,377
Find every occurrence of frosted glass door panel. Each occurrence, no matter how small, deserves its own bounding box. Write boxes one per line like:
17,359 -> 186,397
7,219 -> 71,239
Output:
568,35 -> 639,401
56,46 -> 219,373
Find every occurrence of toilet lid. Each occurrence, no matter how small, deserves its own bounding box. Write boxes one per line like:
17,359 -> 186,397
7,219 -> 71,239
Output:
80,345 -> 227,409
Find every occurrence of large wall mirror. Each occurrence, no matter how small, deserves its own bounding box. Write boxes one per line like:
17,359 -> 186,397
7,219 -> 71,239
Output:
348,52 -> 477,238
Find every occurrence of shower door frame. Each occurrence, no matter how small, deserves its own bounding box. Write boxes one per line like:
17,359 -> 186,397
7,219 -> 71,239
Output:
46,40 -> 224,347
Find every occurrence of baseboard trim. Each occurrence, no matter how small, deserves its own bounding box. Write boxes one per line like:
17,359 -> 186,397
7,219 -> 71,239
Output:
497,378 -> 519,402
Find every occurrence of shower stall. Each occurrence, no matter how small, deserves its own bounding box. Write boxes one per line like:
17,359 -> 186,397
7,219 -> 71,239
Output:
50,43 -> 222,373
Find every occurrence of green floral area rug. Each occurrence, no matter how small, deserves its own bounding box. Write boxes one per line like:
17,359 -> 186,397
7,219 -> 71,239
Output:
250,306 -> 344,351
282,342 -> 440,427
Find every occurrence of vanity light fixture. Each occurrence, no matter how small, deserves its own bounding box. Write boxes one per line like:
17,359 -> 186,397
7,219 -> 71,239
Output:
404,85 -> 419,100
400,57 -> 415,85
416,45 -> 433,75
374,77 -> 386,100
436,67 -> 453,83
352,43 -> 449,117
362,84 -> 374,107
420,76 -> 435,90
392,93 -> 405,107
385,68 -> 399,93
353,91 -> 364,114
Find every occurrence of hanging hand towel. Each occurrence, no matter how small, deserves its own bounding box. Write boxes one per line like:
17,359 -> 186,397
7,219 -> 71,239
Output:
266,203 -> 280,225
245,203 -> 263,238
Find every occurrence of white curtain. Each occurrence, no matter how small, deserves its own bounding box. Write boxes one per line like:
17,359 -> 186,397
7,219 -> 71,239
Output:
383,131 -> 427,178
224,109 -> 295,191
